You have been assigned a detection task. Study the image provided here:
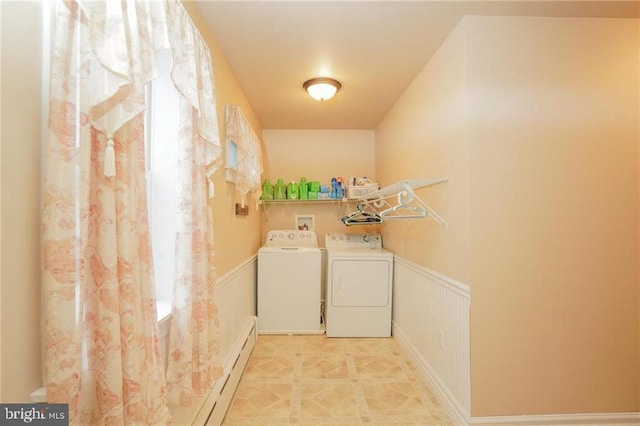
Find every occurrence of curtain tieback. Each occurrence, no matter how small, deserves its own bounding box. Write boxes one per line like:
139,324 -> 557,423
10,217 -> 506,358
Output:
104,138 -> 116,177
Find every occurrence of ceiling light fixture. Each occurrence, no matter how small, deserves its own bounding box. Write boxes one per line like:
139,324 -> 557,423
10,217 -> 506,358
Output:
303,77 -> 342,101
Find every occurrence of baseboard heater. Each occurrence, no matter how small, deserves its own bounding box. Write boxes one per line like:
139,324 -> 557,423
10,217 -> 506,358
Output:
193,317 -> 257,425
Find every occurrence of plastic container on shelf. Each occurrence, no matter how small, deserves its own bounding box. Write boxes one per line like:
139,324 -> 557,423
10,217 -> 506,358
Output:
261,179 -> 274,200
346,183 -> 379,199
274,178 -> 286,200
299,177 -> 308,199
287,181 -> 299,199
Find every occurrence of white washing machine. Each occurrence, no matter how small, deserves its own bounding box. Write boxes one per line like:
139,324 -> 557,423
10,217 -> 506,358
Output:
325,233 -> 394,337
257,230 -> 323,334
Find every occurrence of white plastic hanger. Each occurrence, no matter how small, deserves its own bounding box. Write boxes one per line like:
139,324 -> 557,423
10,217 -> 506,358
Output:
379,191 -> 427,219
355,179 -> 448,227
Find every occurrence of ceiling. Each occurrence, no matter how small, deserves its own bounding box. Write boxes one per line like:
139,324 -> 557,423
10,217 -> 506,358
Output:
195,1 -> 639,130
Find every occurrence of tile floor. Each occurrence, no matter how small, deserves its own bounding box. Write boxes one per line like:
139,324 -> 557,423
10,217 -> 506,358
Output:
222,335 -> 453,425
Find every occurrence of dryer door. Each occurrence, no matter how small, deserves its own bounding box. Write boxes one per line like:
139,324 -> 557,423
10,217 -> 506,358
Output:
330,259 -> 390,307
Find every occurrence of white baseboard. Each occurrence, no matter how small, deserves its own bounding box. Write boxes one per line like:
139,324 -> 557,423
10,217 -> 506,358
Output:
393,322 -> 470,426
470,412 -> 640,426
196,316 -> 257,425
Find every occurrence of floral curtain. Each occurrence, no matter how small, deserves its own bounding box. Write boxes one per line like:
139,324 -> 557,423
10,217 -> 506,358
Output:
42,0 -> 223,423
163,0 -> 224,406
43,1 -> 170,423
225,105 -> 264,207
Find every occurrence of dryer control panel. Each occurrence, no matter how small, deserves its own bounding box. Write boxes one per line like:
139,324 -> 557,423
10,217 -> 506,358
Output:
325,233 -> 382,249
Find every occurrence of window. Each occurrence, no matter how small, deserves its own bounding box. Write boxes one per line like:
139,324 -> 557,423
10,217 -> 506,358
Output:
225,139 -> 238,183
145,49 -> 179,311
224,105 -> 264,203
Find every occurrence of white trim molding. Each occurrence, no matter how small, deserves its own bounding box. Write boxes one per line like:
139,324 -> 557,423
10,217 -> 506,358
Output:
394,255 -> 470,298
216,254 -> 257,291
470,412 -> 640,426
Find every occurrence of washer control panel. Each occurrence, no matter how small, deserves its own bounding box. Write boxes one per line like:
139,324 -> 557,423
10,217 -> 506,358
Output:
325,233 -> 382,249
265,230 -> 318,247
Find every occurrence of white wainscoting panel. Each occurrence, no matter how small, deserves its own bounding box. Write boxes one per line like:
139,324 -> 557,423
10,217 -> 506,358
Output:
392,256 -> 471,425
214,255 -> 258,362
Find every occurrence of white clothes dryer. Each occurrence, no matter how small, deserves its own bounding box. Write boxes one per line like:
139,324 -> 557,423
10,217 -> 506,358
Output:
257,230 -> 322,334
325,233 -> 394,337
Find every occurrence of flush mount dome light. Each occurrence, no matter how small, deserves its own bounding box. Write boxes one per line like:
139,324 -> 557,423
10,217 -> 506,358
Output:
303,77 -> 342,101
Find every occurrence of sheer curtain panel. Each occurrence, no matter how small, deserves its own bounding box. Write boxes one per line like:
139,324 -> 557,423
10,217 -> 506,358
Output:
225,105 -> 263,207
42,1 -> 223,423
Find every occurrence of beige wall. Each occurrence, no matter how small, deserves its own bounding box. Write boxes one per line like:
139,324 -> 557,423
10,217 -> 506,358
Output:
466,16 -> 639,416
376,22 -> 471,283
261,129 -> 376,245
263,129 -> 375,184
376,15 -> 639,416
0,0 -> 43,402
184,3 -> 264,277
